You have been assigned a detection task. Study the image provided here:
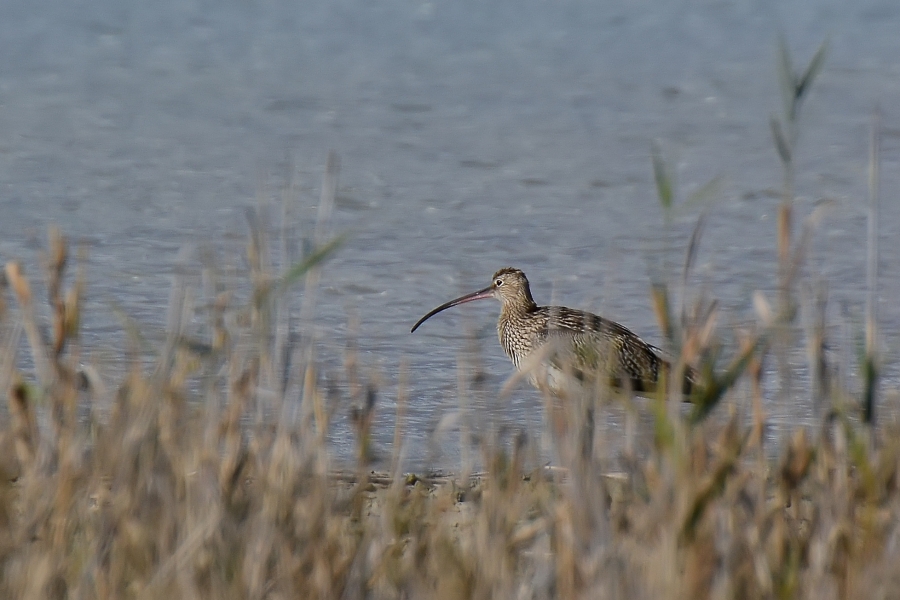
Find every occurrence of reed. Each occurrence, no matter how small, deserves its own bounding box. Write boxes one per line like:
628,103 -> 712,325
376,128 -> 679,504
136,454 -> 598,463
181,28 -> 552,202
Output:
1,43 -> 897,598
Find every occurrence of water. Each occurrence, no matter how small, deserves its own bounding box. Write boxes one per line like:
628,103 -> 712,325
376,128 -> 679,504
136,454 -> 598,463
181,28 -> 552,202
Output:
1,0 -> 899,470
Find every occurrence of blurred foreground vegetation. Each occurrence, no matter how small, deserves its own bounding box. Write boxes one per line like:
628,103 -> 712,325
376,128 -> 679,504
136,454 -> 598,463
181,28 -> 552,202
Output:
0,209 -> 897,599
3,46 -> 900,598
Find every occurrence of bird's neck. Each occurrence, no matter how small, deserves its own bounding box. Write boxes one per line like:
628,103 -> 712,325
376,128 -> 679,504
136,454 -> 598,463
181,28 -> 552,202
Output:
497,300 -> 538,368
500,297 -> 538,321
506,281 -> 538,315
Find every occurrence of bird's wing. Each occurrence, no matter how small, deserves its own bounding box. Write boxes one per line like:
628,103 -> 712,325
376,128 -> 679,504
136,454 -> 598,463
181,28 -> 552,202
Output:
537,306 -> 666,391
541,306 -> 656,351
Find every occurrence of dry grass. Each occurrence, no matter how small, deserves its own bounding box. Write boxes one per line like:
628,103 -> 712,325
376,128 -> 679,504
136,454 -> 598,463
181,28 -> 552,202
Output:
0,216 -> 898,600
2,61 -> 899,596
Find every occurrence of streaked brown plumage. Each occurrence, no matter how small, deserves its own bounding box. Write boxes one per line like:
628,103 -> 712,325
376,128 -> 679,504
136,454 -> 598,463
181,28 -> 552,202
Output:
412,267 -> 695,395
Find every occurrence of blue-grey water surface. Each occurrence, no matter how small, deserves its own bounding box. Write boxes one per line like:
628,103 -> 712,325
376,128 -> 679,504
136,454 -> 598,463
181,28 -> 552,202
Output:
2,0 -> 900,469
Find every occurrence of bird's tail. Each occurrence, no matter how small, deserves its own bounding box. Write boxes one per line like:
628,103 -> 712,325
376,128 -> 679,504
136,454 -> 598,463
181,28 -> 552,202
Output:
682,363 -> 702,396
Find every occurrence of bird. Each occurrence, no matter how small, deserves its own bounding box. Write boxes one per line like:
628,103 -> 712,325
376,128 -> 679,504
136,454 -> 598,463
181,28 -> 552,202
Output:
411,267 -> 697,397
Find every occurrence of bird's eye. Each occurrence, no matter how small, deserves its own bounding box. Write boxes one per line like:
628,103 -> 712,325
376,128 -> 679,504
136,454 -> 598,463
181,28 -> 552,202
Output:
495,279 -> 503,286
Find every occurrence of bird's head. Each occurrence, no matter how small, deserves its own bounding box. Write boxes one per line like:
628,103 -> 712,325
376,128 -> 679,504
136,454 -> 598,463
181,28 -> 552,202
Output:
411,267 -> 535,333
489,267 -> 533,306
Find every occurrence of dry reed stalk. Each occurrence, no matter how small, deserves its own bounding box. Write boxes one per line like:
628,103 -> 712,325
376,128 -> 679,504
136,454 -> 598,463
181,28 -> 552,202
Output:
5,261 -> 52,387
863,108 -> 881,426
390,358 -> 408,482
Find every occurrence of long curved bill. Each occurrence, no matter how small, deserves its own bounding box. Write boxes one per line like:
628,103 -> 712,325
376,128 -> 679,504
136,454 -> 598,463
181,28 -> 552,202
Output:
410,285 -> 495,333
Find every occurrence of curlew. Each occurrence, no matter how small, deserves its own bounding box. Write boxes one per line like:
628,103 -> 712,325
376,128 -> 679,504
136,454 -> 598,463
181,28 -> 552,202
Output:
411,267 -> 696,396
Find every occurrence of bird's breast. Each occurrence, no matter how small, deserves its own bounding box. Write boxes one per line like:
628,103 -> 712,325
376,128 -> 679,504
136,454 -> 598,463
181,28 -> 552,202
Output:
497,313 -> 542,369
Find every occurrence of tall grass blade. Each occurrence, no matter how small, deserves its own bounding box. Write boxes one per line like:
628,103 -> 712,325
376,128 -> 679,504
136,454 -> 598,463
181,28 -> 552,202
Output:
680,419 -> 745,542
796,39 -> 829,105
863,108 -> 881,425
278,234 -> 346,293
690,333 -> 765,423
685,176 -> 722,210
776,34 -> 796,120
650,281 -> 674,345
4,262 -> 52,387
770,116 -> 792,166
680,213 -> 706,326
651,141 -> 674,217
